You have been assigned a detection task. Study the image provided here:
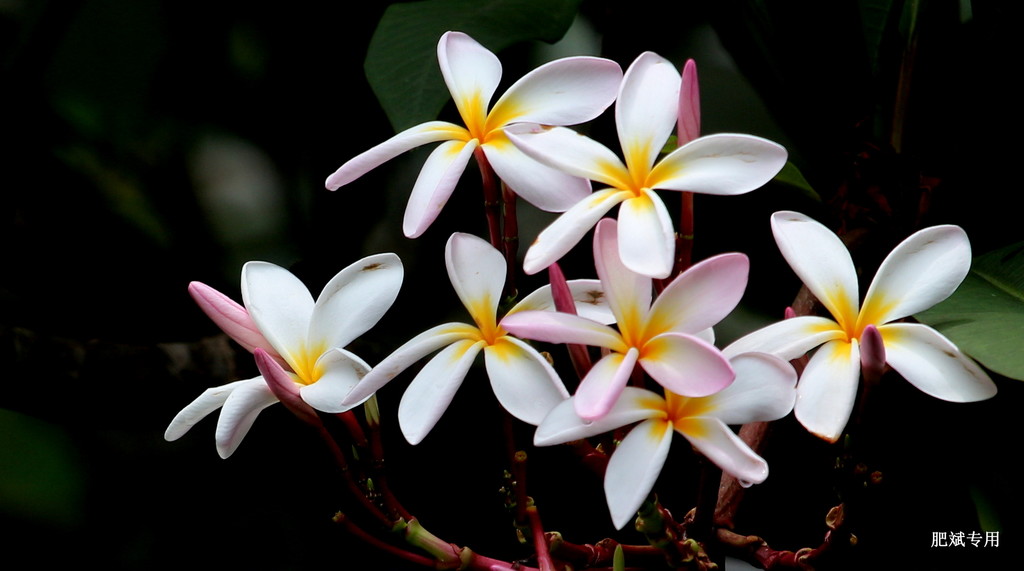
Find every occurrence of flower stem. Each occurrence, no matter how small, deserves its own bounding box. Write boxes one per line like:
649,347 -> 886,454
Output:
475,147 -> 502,251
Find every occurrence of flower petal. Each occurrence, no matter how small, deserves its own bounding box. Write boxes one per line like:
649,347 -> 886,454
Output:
649,134 -> 788,195
574,347 -> 640,420
438,31 -> 501,127
677,417 -> 768,485
616,52 -> 679,175
617,190 -> 676,279
522,188 -> 631,275
647,253 -> 749,335
594,218 -> 652,331
794,339 -> 860,443
482,141 -> 591,211
605,418 -> 674,529
506,124 -> 632,189
484,337 -> 569,425
255,348 -> 318,425
880,323 -> 996,402
403,139 -> 478,238
722,315 -> 845,361
510,278 -> 614,324
215,377 -> 279,458
188,281 -> 281,361
706,353 -> 797,424
534,386 -> 664,446
309,253 -> 403,350
500,310 -> 626,351
324,121 -> 466,190
446,232 -> 505,328
165,378 -> 254,442
241,262 -> 315,367
677,59 -> 700,145
640,332 -> 734,397
398,338 -> 486,444
300,348 -> 373,413
860,225 -> 972,326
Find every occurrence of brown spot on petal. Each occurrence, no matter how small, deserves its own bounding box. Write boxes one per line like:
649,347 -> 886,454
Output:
361,263 -> 384,271
582,290 -> 605,305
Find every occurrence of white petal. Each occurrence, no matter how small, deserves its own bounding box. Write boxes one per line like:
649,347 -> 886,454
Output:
446,232 -> 505,327
723,315 -> 845,361
241,262 -> 314,367
616,52 -> 680,175
482,141 -> 591,211
860,225 -> 971,326
324,121 -> 466,190
488,56 -> 621,128
501,310 -> 625,350
640,333 -> 734,397
300,348 -> 373,413
594,218 -> 653,332
309,253 -> 403,350
215,377 -> 279,458
677,417 -> 768,485
880,323 -> 996,402
165,378 -> 254,441
534,386 -> 664,446
707,353 -> 797,424
771,211 -> 860,328
403,139 -> 478,238
794,339 -> 860,443
506,124 -> 632,189
511,279 -> 615,324
647,252 -> 749,335
574,347 -> 640,420
649,134 -> 788,195
484,337 -> 569,425
605,418 -> 674,529
398,338 -> 485,444
522,188 -> 631,275
617,190 -> 676,279
437,31 -> 501,126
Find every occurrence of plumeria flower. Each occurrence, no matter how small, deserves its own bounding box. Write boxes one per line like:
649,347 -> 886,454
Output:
339,232 -> 613,444
165,255 -> 403,457
325,31 -> 623,238
724,211 -> 997,442
506,51 -> 788,278
535,352 -> 797,529
501,218 -> 745,420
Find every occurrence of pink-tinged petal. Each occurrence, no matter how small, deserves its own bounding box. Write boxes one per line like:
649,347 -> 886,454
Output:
438,31 -> 502,126
677,59 -> 700,145
594,218 -> 653,331
506,124 -> 632,189
522,188 -> 632,275
575,347 -> 640,420
481,141 -> 591,212
794,339 -> 860,443
501,310 -> 626,351
859,324 -> 886,380
188,281 -> 281,360
510,279 -> 614,324
446,232 -> 505,328
165,378 -> 255,442
879,323 -> 996,402
484,337 -> 569,425
617,191 -> 676,279
649,134 -> 787,195
640,333 -> 734,397
309,253 -> 403,350
648,253 -> 749,335
723,316 -> 845,361
534,386 -> 664,445
616,52 -> 679,175
860,225 -> 971,327
605,418 -> 674,529
488,56 -> 621,129
676,417 -> 768,485
255,349 -> 320,429
300,348 -> 373,413
706,353 -> 797,424
403,139 -> 478,238
241,262 -> 315,365
325,121 -> 466,190
770,211 -> 860,327
341,322 -> 479,407
398,338 -> 486,444
215,377 -> 279,458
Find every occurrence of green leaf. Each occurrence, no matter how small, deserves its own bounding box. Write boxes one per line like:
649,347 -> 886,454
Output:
365,0 -> 583,132
915,241 -> 1024,380
773,161 -> 820,201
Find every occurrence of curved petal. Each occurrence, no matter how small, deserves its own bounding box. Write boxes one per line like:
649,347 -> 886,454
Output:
165,378 -> 254,441
640,333 -> 734,397
500,310 -> 626,351
677,59 -> 700,145
403,139 -> 478,238
188,281 -> 280,361
341,322 -> 479,406
241,262 -> 314,366
484,337 -> 569,425
215,377 -> 279,458
575,347 -> 640,420
605,418 -> 674,529
522,188 -> 631,275
482,140 -> 591,211
647,253 -> 749,336
880,323 -> 996,402
255,348 -> 317,425
325,121 -> 466,190
398,338 -> 486,445
677,417 -> 768,485
506,124 -> 632,189
594,218 -> 652,332
708,353 -> 797,424
510,278 -> 614,324
534,386 -> 664,445
649,134 -> 788,195
794,339 -> 860,443
309,253 -> 403,349
771,211 -> 860,328
723,315 -> 845,361
617,190 -> 676,279
446,232 -> 505,328
300,348 -> 373,413
860,226 -> 971,327
616,52 -> 680,175
437,31 -> 501,128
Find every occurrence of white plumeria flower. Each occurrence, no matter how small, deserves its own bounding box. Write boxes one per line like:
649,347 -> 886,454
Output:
502,218 -> 745,421
165,255 -> 403,458
535,352 -> 797,530
725,211 -> 997,442
340,232 -> 614,444
506,51 -> 788,278
325,31 -> 623,238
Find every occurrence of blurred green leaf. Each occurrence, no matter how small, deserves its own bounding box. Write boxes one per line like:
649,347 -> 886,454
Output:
916,241 -> 1024,380
365,0 -> 582,132
773,161 -> 820,201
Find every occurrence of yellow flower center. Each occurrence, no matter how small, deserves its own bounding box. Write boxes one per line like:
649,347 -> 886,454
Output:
289,342 -> 327,386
